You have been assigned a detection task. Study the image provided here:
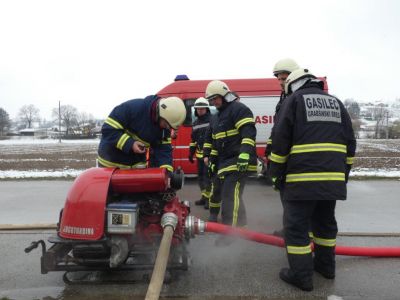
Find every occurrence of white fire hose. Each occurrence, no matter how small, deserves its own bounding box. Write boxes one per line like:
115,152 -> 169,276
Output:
145,213 -> 178,300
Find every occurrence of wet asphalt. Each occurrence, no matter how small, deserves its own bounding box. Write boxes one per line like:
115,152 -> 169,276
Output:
0,179 -> 400,300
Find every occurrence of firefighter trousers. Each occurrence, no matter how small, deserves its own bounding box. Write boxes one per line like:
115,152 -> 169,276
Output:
220,171 -> 247,226
209,175 -> 222,217
197,158 -> 211,201
284,200 -> 337,280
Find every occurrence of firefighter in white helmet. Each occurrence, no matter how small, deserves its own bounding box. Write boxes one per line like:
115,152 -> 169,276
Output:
188,97 -> 212,209
267,58 -> 300,149
270,68 -> 356,291
98,95 -> 186,172
204,80 -> 258,245
264,58 -> 300,237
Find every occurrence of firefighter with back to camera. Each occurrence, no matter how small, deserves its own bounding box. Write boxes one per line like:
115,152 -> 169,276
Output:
205,80 -> 258,246
269,68 -> 356,291
97,95 -> 186,173
264,58 -> 300,237
188,97 -> 212,209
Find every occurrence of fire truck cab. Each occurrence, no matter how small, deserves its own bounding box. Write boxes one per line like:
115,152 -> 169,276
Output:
157,75 -> 327,175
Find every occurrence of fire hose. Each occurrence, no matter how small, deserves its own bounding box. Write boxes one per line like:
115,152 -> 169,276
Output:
145,213 -> 178,300
204,221 -> 400,257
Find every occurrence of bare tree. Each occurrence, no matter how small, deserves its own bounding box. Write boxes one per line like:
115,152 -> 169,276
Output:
389,120 -> 400,139
373,104 -> 390,138
0,107 -> 11,136
52,105 -> 78,136
351,118 -> 362,139
344,98 -> 360,119
76,112 -> 95,136
18,104 -> 40,128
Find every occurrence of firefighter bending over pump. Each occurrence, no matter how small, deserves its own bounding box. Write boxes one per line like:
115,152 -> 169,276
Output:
98,96 -> 186,171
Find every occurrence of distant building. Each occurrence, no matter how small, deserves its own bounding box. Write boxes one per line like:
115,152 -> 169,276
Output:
19,128 -> 48,137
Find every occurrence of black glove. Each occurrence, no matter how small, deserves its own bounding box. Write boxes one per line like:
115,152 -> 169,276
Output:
188,154 -> 195,164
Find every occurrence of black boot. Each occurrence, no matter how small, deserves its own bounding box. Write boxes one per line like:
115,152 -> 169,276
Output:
314,266 -> 335,279
204,199 -> 209,209
314,244 -> 335,279
280,252 -> 313,291
279,268 -> 313,291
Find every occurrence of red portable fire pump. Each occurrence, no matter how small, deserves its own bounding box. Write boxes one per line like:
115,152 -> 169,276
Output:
25,167 -> 205,284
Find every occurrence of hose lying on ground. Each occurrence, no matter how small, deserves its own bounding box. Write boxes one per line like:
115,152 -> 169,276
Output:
0,223 -> 57,230
205,222 -> 400,257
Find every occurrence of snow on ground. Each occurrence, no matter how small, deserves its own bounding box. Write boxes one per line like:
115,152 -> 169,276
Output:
0,169 -> 85,179
1,137 -> 400,179
0,137 -> 99,145
351,168 -> 400,178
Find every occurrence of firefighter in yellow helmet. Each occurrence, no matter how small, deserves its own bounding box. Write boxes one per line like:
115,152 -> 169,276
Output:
270,68 -> 356,291
188,97 -> 212,209
98,95 -> 186,172
204,80 -> 258,245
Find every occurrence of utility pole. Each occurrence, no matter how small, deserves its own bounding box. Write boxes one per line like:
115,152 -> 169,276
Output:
59,100 -> 61,143
385,111 -> 389,139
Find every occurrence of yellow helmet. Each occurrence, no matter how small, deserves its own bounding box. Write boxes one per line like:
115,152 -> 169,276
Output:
193,97 -> 210,108
273,58 -> 299,77
158,97 -> 186,129
284,68 -> 316,95
205,80 -> 230,99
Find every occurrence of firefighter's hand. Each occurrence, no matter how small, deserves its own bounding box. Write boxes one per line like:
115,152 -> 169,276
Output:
132,141 -> 146,154
204,157 -> 209,166
237,153 -> 249,172
208,163 -> 216,177
188,154 -> 195,164
272,177 -> 283,191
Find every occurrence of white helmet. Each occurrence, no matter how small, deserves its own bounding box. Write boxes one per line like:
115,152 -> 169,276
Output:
193,97 -> 210,108
284,68 -> 316,95
273,58 -> 299,77
205,80 -> 230,99
205,80 -> 238,102
158,97 -> 186,129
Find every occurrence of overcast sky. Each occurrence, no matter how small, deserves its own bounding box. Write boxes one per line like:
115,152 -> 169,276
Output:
1,0 -> 399,120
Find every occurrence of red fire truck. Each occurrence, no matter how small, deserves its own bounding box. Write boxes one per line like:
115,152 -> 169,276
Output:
157,75 -> 328,175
